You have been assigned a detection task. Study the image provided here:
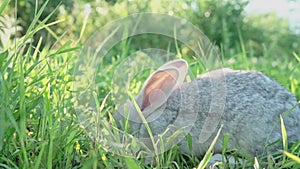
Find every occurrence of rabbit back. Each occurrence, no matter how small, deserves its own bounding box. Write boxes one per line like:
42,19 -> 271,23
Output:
186,69 -> 299,156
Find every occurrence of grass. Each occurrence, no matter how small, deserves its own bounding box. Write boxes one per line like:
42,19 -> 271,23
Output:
1,2 -> 300,169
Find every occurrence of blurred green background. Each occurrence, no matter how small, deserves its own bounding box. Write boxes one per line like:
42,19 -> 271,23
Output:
1,0 -> 299,58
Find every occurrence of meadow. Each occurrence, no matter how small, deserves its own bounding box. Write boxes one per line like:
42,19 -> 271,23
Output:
0,0 -> 300,168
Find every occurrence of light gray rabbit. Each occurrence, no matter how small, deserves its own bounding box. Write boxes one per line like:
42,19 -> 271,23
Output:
114,59 -> 300,157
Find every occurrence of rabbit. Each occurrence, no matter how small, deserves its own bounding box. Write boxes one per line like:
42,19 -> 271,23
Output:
113,59 -> 300,157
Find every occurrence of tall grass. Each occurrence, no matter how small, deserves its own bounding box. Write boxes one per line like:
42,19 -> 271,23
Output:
0,2 -> 299,169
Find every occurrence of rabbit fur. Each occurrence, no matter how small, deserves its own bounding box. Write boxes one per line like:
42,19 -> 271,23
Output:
114,59 -> 300,157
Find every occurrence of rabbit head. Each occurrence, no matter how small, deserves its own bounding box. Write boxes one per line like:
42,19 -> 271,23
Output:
114,59 -> 189,136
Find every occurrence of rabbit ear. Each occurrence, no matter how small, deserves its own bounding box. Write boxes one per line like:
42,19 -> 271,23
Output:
159,59 -> 188,85
136,59 -> 188,117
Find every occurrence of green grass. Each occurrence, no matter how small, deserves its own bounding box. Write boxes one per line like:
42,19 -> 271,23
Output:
1,2 -> 300,169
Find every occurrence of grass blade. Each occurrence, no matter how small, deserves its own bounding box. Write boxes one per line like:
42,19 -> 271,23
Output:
197,124 -> 223,169
293,52 -> 300,62
253,157 -> 259,169
33,142 -> 47,169
0,0 -> 9,15
280,115 -> 288,151
0,49 -> 8,69
129,92 -> 160,165
18,44 -> 29,168
280,114 -> 288,165
282,151 -> 300,164
125,157 -> 141,169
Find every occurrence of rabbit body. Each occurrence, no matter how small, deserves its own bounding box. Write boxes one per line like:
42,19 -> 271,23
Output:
115,60 -> 300,157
